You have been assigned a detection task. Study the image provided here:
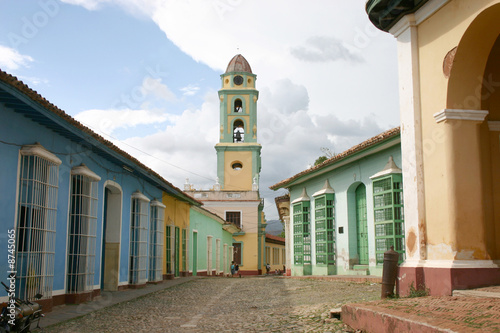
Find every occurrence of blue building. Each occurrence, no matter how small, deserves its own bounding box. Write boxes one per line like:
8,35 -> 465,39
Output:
0,70 -> 200,311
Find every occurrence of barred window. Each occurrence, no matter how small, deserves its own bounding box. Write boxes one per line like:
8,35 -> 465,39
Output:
372,172 -> 405,264
16,144 -> 61,300
67,165 -> 100,294
129,191 -> 149,285
149,200 -> 165,282
225,211 -> 241,228
314,192 -> 335,267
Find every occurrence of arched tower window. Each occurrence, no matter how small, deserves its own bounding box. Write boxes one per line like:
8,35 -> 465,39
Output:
233,120 -> 245,143
234,99 -> 243,113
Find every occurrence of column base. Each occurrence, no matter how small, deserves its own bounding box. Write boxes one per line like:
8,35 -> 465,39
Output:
398,261 -> 500,296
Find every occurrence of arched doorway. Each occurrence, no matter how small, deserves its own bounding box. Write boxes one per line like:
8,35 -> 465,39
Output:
445,4 -> 500,261
101,181 -> 122,291
355,183 -> 368,265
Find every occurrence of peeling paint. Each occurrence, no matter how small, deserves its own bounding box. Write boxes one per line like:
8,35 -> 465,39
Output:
427,243 -> 456,260
407,228 -> 417,256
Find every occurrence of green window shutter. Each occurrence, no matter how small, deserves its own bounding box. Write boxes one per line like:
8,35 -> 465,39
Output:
372,174 -> 405,264
314,193 -> 335,266
293,200 -> 311,265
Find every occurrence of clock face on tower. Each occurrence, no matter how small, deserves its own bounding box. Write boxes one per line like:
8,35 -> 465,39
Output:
233,75 -> 243,85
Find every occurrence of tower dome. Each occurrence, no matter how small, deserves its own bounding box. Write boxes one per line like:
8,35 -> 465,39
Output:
225,54 -> 252,74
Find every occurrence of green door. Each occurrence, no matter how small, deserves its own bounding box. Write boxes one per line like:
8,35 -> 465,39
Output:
175,227 -> 180,277
355,184 -> 369,265
192,232 -> 198,276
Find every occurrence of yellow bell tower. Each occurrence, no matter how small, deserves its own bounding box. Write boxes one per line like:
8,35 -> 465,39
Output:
215,54 -> 261,191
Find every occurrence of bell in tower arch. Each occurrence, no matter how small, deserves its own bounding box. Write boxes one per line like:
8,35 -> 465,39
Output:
233,120 -> 245,143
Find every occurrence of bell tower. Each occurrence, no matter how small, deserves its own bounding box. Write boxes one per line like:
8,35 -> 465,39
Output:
216,54 -> 261,191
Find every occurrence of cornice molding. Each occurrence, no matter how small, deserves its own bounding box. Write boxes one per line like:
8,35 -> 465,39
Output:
433,109 -> 489,123
488,121 -> 500,132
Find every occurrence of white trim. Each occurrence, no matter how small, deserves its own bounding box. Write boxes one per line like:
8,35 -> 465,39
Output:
150,199 -> 166,208
20,142 -> 62,165
488,121 -> 500,131
434,109 -> 489,123
131,190 -> 150,202
71,164 -> 101,181
52,289 -> 66,296
401,259 -> 500,269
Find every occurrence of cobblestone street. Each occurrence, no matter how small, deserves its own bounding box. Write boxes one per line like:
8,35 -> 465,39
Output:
45,277 -> 380,333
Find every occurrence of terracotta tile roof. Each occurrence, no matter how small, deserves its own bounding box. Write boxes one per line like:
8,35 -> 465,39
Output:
265,233 -> 285,243
0,69 -> 201,205
269,127 -> 400,190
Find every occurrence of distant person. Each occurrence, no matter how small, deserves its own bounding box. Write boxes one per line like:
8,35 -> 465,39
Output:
266,263 -> 270,275
231,261 -> 235,277
235,264 -> 240,277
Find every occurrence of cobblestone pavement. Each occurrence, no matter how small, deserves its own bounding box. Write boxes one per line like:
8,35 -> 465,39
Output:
44,276 -> 380,333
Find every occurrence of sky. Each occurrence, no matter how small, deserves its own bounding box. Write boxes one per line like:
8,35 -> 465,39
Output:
0,0 -> 400,220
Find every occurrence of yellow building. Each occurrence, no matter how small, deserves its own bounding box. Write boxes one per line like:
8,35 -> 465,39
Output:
185,54 -> 266,275
367,0 -> 500,295
162,193 -> 192,278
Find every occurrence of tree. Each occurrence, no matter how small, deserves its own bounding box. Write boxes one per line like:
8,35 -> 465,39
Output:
314,156 -> 328,166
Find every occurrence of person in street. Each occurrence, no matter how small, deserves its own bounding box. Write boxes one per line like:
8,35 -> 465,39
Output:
235,263 -> 240,277
266,263 -> 270,275
231,261 -> 235,277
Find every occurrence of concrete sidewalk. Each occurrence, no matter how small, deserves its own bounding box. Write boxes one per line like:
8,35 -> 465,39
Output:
40,276 -> 199,329
342,286 -> 500,332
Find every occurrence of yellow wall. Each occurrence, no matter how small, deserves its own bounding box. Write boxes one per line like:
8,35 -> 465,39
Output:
206,204 -> 261,272
224,150 -> 253,191
416,0 -> 500,260
162,193 -> 191,273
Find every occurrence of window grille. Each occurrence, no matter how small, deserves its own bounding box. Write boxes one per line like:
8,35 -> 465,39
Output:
372,174 -> 405,264
67,165 -> 100,294
16,144 -> 61,300
182,229 -> 187,273
129,191 -> 149,285
292,200 -> 310,265
272,248 -> 280,265
314,193 -> 335,267
165,225 -> 173,274
225,211 -> 241,228
149,200 -> 165,282
265,246 -> 271,265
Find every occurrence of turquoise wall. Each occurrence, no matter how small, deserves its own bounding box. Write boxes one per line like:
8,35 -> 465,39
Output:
189,208 -> 233,275
289,142 -> 402,277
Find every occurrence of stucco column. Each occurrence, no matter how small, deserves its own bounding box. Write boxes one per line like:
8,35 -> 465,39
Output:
433,109 -> 489,259
283,216 -> 291,276
390,14 -> 427,264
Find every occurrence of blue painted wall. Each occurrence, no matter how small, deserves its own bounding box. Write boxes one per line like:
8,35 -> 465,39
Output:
0,104 -> 163,297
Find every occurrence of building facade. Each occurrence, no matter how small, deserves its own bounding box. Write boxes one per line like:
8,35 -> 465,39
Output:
366,0 -> 500,295
0,70 -> 236,311
185,54 -> 267,275
271,128 -> 403,277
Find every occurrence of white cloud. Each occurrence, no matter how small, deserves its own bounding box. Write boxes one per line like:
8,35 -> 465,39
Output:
60,0 -> 400,220
0,45 -> 33,70
180,84 -> 200,96
75,108 -> 169,135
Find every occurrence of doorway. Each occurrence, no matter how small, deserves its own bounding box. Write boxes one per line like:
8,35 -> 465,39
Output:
101,182 -> 122,291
